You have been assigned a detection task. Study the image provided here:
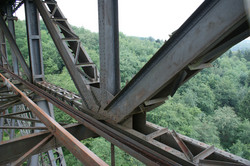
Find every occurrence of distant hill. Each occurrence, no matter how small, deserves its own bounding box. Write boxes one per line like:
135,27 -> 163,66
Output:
231,39 -> 250,51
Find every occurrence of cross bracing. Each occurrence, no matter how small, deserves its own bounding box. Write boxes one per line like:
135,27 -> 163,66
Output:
0,0 -> 250,165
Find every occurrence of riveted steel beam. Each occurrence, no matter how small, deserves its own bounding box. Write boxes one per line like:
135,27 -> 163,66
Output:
105,0 -> 249,123
98,0 -> 120,105
24,0 -> 44,82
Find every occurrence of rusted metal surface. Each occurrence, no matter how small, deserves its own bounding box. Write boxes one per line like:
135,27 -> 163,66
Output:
0,73 -> 108,166
12,134 -> 53,166
1,67 -> 179,166
199,159 -> 245,166
0,110 -> 31,117
146,128 -> 168,141
35,81 -> 104,119
2,66 -> 250,165
146,122 -> 250,165
3,116 -> 41,123
0,99 -> 22,111
0,124 -> 97,165
1,0 -> 250,165
35,81 -> 83,109
24,0 -> 66,162
171,130 -> 194,161
193,146 -> 215,164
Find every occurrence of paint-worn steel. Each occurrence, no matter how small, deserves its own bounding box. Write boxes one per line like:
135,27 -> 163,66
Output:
105,0 -> 250,123
98,0 -> 120,106
0,0 -> 250,165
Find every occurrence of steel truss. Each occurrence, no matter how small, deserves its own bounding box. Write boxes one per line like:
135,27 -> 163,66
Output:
0,72 -> 107,165
0,0 -> 68,164
0,0 -> 250,166
1,67 -> 249,166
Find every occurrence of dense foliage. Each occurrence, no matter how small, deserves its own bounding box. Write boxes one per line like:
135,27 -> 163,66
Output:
11,20 -> 250,165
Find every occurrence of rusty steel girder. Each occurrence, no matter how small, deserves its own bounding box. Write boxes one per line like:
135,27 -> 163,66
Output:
0,73 -> 107,166
0,0 -> 250,165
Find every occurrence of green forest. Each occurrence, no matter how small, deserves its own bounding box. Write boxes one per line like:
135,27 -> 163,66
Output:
9,20 -> 250,165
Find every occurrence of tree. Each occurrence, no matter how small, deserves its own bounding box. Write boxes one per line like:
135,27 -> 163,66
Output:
211,107 -> 240,148
191,117 -> 220,146
10,20 -> 250,162
230,141 -> 250,160
147,97 -> 202,136
238,89 -> 250,120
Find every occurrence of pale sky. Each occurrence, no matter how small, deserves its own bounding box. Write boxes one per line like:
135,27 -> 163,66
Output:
16,0 -> 203,40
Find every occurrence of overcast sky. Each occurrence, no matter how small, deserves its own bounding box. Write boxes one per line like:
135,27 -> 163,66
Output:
16,0 -> 203,40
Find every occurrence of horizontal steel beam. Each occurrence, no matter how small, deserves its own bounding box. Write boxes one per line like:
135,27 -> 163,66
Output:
0,110 -> 31,117
105,0 -> 249,123
0,126 -> 47,130
146,122 -> 250,165
199,159 -> 245,166
3,116 -> 41,123
0,124 -> 97,165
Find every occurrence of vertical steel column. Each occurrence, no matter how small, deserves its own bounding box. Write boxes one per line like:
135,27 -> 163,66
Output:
98,0 -> 120,105
0,30 -> 8,68
9,107 -> 16,139
6,4 -> 19,75
24,0 -> 55,130
25,0 -> 44,82
111,143 -> 115,166
0,112 -> 4,142
98,1 -> 119,164
0,31 -> 3,66
24,1 -> 66,165
6,5 -> 18,139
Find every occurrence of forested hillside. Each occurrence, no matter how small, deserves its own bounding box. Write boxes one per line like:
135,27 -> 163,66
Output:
11,20 -> 250,165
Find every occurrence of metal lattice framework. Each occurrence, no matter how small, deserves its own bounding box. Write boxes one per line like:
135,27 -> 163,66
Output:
0,0 -> 250,165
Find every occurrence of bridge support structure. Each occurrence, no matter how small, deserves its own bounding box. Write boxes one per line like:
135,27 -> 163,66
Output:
0,0 -> 250,166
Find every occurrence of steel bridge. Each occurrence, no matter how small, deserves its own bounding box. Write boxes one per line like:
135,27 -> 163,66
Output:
0,0 -> 250,165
